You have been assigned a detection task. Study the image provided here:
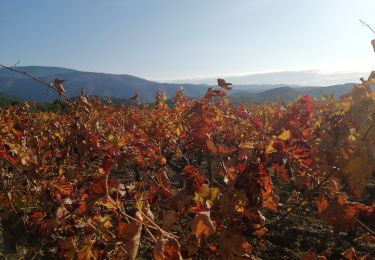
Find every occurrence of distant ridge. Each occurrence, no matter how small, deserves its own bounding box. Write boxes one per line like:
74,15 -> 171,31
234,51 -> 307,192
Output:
0,66 -> 371,104
0,66 -> 208,102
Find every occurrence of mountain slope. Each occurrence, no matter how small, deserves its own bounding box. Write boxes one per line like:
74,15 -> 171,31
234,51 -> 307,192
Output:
229,84 -> 375,104
230,87 -> 300,104
0,66 -> 208,102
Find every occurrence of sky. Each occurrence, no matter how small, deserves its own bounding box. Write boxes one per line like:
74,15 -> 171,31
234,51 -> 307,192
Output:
1,0 -> 375,82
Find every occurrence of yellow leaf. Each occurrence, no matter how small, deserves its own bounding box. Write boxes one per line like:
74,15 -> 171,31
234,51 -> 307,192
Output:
99,215 -> 112,229
108,134 -> 115,142
278,130 -> 291,141
239,141 -> 254,149
135,196 -> 145,210
175,127 -> 181,137
266,141 -> 276,153
54,132 -> 64,142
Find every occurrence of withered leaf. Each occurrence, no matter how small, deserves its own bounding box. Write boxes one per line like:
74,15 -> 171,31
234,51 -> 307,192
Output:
217,78 -> 232,90
218,229 -> 253,259
153,235 -> 183,260
191,211 -> 216,241
321,193 -> 365,235
117,211 -> 143,260
54,79 -> 65,97
162,210 -> 178,231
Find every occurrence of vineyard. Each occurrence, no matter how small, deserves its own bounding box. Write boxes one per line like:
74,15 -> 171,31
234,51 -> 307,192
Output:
0,69 -> 375,259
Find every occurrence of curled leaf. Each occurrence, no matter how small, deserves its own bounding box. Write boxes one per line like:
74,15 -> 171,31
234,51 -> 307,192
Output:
54,79 -> 65,97
217,78 -> 232,90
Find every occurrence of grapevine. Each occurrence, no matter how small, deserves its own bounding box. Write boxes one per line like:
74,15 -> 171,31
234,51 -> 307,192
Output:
0,68 -> 374,259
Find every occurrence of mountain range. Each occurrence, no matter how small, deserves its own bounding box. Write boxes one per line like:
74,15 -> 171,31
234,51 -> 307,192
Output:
165,70 -> 370,86
0,66 -> 372,104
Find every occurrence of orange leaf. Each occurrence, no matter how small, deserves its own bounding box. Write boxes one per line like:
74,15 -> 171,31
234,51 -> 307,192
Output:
218,229 -> 252,259
358,233 -> 375,243
191,211 -> 216,241
302,248 -> 327,260
315,193 -> 329,214
89,176 -> 119,197
156,168 -> 172,190
341,247 -> 358,260
218,145 -> 237,156
322,193 -> 365,235
153,235 -> 182,260
206,138 -> 217,154
53,179 -> 74,197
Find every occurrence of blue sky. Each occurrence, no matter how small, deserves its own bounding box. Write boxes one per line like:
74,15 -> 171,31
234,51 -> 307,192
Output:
1,0 -> 375,81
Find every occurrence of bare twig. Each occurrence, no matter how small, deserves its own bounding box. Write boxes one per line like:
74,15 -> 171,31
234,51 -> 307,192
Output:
356,219 -> 375,237
0,64 -> 74,104
360,19 -> 375,35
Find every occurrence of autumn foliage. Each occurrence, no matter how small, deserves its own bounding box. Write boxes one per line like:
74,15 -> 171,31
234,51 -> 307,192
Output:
0,74 -> 375,259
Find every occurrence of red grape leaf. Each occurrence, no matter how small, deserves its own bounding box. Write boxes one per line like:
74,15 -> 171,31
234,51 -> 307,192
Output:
89,176 -> 119,197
